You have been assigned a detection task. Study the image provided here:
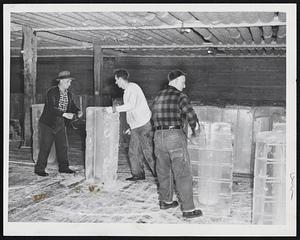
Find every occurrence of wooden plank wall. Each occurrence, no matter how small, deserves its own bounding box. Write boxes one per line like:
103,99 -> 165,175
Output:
10,56 -> 286,119
110,57 -> 286,106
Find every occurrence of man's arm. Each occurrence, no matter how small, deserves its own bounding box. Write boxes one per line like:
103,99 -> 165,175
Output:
178,93 -> 198,135
68,92 -> 81,115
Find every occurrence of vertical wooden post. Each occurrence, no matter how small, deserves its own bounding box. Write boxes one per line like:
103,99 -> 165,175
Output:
22,26 -> 37,147
93,44 -> 103,106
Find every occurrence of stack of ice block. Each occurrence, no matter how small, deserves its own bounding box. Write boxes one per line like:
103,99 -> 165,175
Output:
188,121 -> 234,216
31,104 -> 56,167
85,107 -> 120,188
252,129 -> 286,224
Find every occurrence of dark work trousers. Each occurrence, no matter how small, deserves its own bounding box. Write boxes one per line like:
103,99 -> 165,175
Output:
35,121 -> 70,172
154,129 -> 195,212
128,121 -> 156,178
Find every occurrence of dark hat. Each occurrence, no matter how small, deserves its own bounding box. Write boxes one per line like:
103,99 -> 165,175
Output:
168,69 -> 186,82
56,71 -> 75,81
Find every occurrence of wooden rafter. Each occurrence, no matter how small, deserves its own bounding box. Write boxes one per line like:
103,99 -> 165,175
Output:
29,20 -> 286,32
12,43 -> 286,50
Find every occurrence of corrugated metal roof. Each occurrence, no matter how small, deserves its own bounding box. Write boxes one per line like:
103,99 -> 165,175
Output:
10,11 -> 286,57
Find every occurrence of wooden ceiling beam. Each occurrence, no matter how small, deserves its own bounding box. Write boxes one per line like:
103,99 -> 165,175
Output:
99,44 -> 286,49
31,20 -> 286,32
12,43 -> 285,50
10,54 -> 286,58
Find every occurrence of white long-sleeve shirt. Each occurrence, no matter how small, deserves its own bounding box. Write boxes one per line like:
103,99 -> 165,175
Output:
116,82 -> 151,129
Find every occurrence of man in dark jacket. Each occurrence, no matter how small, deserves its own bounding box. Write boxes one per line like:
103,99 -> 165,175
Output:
34,71 -> 82,176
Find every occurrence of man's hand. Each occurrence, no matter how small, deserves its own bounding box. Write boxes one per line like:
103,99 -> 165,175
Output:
77,111 -> 83,118
104,107 -> 113,114
191,122 -> 201,137
63,113 -> 74,119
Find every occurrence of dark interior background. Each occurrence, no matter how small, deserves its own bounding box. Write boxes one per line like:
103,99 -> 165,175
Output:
10,56 -> 286,120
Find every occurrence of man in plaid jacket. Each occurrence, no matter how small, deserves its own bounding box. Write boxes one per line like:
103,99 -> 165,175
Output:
151,69 -> 203,218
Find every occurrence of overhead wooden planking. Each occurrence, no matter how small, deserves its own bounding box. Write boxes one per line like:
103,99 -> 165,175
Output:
193,28 -> 219,44
243,12 -> 259,24
154,12 -> 182,25
175,29 -> 204,45
141,12 -> 168,26
204,12 -> 224,24
162,29 -> 194,44
229,12 -> 244,24
143,29 -> 176,45
209,29 -> 235,44
238,27 -> 253,44
78,12 -> 114,27
191,12 -> 211,24
10,11 -> 286,57
36,31 -> 88,47
45,12 -> 87,28
262,26 -> 273,44
127,29 -> 168,45
258,12 -> 275,23
150,29 -> 185,45
249,27 -> 262,44
276,25 -> 286,44
89,12 -> 127,27
227,28 -> 244,44
168,12 -> 196,22
11,13 -> 47,29
215,12 -> 235,25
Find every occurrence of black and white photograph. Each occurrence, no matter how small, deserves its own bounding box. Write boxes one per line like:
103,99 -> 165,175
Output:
3,3 -> 296,237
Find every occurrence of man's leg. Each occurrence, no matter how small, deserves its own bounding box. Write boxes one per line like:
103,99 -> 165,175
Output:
54,127 -> 70,171
138,122 -> 156,176
170,131 -> 195,212
128,128 -> 145,178
35,122 -> 54,173
154,131 -> 174,203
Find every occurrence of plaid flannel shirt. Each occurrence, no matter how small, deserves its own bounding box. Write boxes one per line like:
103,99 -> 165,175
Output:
151,86 -> 198,132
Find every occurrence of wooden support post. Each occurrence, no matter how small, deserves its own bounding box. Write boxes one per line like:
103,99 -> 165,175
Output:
22,26 -> 37,147
93,44 -> 103,106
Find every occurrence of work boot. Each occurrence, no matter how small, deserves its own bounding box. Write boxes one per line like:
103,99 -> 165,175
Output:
160,201 -> 179,210
59,168 -> 75,174
182,209 -> 203,218
34,170 -> 49,177
125,176 -> 145,181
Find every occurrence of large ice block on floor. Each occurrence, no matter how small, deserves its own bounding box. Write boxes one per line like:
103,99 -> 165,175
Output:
188,121 -> 234,215
252,130 -> 286,225
31,104 -> 56,168
85,107 -> 120,188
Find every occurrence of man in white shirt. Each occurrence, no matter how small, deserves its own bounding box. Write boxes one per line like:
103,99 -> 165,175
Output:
105,69 -> 156,181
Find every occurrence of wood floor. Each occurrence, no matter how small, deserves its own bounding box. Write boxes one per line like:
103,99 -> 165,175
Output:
7,128 -> 253,224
